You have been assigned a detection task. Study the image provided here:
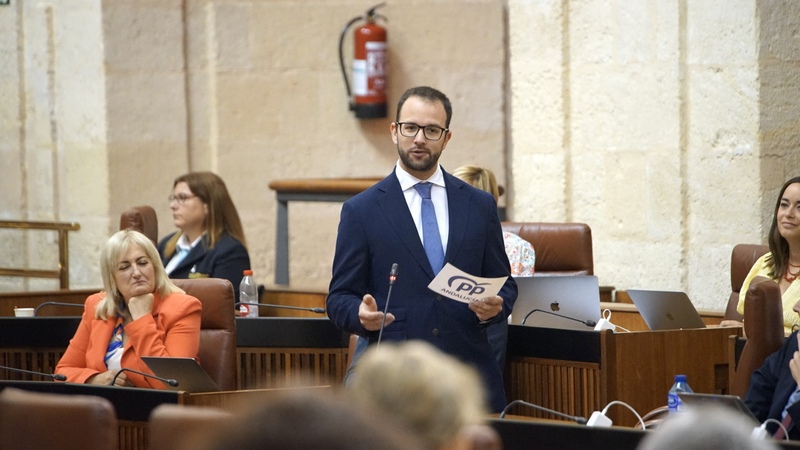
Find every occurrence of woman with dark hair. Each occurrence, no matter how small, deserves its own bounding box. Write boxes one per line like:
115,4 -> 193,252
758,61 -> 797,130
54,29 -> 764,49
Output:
158,172 -> 250,301
737,176 -> 800,334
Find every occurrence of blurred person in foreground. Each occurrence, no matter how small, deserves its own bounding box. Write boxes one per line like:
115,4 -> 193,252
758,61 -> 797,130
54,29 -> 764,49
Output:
348,340 -> 500,450
159,171 -> 250,302
56,230 -> 201,388
636,405 -> 777,450
206,389 -> 425,450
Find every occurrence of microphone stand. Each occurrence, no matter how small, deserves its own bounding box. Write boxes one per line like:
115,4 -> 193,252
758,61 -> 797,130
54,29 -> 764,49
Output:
376,263 -> 399,347
34,302 -> 85,317
500,399 -> 588,424
233,302 -> 326,314
110,368 -> 179,387
0,365 -> 66,381
521,308 -> 597,327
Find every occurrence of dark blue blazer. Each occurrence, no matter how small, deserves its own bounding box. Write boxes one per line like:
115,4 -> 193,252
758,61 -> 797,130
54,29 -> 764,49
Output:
326,169 -> 518,412
158,232 -> 251,303
745,331 -> 798,438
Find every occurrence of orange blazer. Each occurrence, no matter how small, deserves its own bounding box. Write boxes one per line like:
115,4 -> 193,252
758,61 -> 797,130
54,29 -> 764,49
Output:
55,291 -> 202,389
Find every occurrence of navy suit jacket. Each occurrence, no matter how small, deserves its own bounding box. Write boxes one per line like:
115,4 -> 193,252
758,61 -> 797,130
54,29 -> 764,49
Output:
745,331 -> 798,438
326,169 -> 518,412
158,232 -> 251,302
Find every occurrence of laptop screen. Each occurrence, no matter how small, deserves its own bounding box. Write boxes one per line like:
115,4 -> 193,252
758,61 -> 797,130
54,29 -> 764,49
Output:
510,276 -> 601,331
627,290 -> 706,331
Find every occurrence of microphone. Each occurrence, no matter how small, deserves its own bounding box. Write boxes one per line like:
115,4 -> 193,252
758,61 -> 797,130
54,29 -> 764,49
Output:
0,365 -> 66,382
34,302 -> 85,316
110,368 -> 179,388
521,309 -> 597,327
500,399 -> 588,424
233,302 -> 326,314
376,263 -> 399,347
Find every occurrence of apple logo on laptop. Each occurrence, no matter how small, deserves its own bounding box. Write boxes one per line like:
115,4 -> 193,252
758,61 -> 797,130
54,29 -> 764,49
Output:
550,301 -> 560,312
666,313 -> 675,321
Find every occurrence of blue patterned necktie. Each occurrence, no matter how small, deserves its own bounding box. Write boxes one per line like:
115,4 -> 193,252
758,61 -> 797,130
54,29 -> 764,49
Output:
414,182 -> 445,273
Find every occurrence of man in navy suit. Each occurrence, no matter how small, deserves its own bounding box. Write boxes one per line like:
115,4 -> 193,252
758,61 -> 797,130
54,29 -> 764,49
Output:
746,330 -> 800,439
326,86 -> 517,412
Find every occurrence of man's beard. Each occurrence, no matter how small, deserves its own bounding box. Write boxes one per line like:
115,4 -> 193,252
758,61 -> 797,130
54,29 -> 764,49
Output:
397,143 -> 440,174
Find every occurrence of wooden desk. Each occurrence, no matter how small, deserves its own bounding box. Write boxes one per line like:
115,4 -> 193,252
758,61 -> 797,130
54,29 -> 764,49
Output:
267,177 -> 381,284
505,325 -> 742,426
0,317 -> 350,392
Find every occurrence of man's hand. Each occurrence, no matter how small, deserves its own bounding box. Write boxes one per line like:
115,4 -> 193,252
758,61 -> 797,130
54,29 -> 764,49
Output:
359,294 -> 395,331
469,295 -> 503,322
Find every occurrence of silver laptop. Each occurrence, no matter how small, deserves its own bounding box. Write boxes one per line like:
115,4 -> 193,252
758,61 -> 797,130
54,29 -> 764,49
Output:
678,392 -> 758,424
141,357 -> 220,393
627,290 -> 706,331
510,276 -> 601,331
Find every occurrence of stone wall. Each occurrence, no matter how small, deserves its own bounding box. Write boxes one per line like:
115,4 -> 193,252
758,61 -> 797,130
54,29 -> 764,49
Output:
1,0 -> 798,309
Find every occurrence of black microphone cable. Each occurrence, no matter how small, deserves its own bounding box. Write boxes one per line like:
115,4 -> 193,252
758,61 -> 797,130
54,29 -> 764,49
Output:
110,367 -> 179,387
500,399 -> 587,424
521,308 -> 597,327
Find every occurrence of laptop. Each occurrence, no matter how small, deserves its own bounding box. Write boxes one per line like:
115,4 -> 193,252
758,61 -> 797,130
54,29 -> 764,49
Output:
627,290 -> 706,331
141,357 -> 220,393
510,276 -> 601,331
678,392 -> 759,424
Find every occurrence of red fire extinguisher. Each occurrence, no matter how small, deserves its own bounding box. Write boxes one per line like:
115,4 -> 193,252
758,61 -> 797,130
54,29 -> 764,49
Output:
339,3 -> 388,119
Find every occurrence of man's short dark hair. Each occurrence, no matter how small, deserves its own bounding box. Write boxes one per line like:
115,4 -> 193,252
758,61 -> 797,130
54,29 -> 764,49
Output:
395,86 -> 453,128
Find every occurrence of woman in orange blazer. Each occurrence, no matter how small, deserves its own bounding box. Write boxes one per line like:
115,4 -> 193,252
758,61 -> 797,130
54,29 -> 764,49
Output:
56,230 -> 202,389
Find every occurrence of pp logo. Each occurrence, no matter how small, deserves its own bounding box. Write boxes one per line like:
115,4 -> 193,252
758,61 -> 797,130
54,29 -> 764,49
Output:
447,276 -> 490,297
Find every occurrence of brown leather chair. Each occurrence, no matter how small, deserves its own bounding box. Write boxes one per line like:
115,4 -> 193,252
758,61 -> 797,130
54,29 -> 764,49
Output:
172,278 -> 237,391
501,222 -> 593,276
729,280 -> 784,398
0,387 -> 118,450
148,403 -> 233,450
119,205 -> 159,245
723,244 -> 770,322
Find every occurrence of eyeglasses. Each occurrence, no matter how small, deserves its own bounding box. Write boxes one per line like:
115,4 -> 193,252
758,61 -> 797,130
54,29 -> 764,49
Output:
168,194 -> 196,204
395,122 -> 449,141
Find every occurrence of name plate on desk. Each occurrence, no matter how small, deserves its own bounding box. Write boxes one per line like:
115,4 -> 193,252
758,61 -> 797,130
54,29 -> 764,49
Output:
507,325 -> 602,363
235,317 -> 350,348
0,317 -> 80,347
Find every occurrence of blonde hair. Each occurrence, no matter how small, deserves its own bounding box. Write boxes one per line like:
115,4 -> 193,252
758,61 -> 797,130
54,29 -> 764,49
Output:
452,165 -> 500,201
348,341 -> 487,449
97,230 -> 183,320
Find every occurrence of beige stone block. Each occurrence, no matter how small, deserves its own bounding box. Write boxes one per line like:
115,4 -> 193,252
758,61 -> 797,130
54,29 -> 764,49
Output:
687,65 -> 758,154
570,0 -> 615,65
103,0 -> 184,72
595,239 -> 683,292
759,0 -> 800,61
509,0 -> 563,65
615,1 -> 679,64
511,67 -> 564,149
571,64 -> 680,150
686,0 -> 756,64
62,144 -> 109,215
106,73 -> 188,142
509,152 -> 566,221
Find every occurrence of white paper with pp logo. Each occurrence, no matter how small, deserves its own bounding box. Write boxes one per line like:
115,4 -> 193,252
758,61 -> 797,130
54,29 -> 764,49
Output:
427,263 -> 508,304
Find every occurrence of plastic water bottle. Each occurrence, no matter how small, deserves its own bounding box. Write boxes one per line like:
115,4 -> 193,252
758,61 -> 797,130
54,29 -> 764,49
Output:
239,270 -> 259,318
667,374 -> 693,414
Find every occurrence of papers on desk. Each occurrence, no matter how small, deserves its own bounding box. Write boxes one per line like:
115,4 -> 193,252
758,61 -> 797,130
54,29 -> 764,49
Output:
427,263 -> 508,304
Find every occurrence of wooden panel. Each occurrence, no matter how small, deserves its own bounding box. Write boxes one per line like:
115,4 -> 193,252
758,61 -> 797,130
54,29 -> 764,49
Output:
0,289 -> 96,317
118,421 -> 147,450
236,347 -> 348,390
603,326 -> 740,426
259,286 -> 327,318
0,349 -> 65,380
506,357 -> 601,421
